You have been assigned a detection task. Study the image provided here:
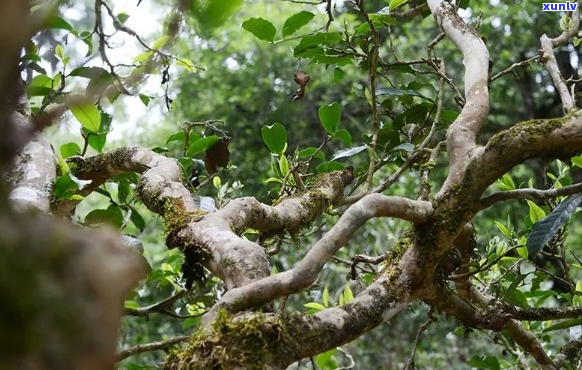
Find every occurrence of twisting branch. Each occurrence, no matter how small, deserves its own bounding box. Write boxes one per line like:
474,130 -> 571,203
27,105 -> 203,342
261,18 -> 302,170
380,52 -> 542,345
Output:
480,182 -> 582,210
203,194 -> 433,324
539,1 -> 580,112
117,335 -> 190,361
427,0 -> 490,196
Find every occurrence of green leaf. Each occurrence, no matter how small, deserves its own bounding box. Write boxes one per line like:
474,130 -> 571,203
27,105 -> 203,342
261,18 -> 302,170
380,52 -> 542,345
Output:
297,147 -> 325,160
130,207 -> 146,232
69,98 -> 101,133
139,94 -> 151,107
282,11 -> 315,37
124,300 -> 140,309
152,35 -> 170,50
44,16 -> 73,31
85,208 -> 123,228
188,136 -> 220,156
54,44 -> 65,61
117,12 -> 130,24
176,58 -> 198,72
261,123 -> 287,154
304,302 -> 326,311
133,50 -> 153,64
279,155 -> 290,177
294,32 -> 343,55
466,355 -> 500,370
572,154 -> 582,168
186,0 -> 243,36
322,286 -> 330,307
166,131 -> 186,145
242,18 -> 276,43
527,200 -> 546,223
59,142 -> 81,159
527,195 -> 582,257
330,145 -> 367,161
316,161 -> 344,174
389,0 -> 409,10
318,102 -> 341,134
88,133 -> 107,153
342,285 -> 354,304
332,129 -> 352,146
544,318 -> 582,333
315,348 -> 337,368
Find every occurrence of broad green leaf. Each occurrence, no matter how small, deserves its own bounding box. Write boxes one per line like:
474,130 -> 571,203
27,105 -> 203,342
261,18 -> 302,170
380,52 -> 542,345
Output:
69,98 -> 101,133
527,200 -> 546,223
85,208 -> 123,228
330,145 -> 367,161
389,0 -> 409,10
44,16 -> 73,31
69,66 -> 110,79
319,102 -> 341,134
139,94 -> 151,106
297,147 -> 325,160
316,161 -> 344,174
130,207 -> 146,232
527,194 -> 582,257
572,154 -> 582,168
176,58 -> 197,72
332,129 -> 352,146
186,0 -> 243,36
88,134 -> 107,153
59,142 -> 81,159
294,32 -> 343,55
261,123 -> 287,154
124,300 -> 140,309
466,355 -> 500,370
188,136 -> 220,156
242,18 -> 276,43
55,44 -> 65,61
166,131 -> 186,145
117,12 -> 130,24
152,35 -> 170,50
133,50 -> 153,64
282,11 -> 315,37
496,173 -> 516,191
392,143 -> 415,152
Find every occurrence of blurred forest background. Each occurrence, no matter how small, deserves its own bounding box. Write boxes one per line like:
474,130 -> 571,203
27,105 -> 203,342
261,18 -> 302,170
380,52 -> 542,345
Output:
27,0 -> 582,368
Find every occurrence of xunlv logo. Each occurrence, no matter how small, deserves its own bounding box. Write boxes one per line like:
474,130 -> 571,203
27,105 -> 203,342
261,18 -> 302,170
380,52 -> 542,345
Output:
542,1 -> 578,11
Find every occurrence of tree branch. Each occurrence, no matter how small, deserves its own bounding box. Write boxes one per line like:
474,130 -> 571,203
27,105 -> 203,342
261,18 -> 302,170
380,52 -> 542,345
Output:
117,335 -> 190,361
203,194 -> 432,324
480,181 -> 582,210
427,0 -> 490,196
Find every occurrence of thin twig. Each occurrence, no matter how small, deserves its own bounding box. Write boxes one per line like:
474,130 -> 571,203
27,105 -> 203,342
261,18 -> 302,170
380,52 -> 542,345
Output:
117,335 -> 190,361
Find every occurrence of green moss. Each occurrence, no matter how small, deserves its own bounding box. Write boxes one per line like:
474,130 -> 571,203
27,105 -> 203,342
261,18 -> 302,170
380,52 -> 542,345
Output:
166,311 -> 285,370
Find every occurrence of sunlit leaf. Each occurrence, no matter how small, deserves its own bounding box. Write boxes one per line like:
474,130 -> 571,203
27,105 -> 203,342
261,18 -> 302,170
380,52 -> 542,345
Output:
319,102 -> 341,134
242,17 -> 276,43
69,98 -> 101,133
282,11 -> 315,37
261,123 -> 287,154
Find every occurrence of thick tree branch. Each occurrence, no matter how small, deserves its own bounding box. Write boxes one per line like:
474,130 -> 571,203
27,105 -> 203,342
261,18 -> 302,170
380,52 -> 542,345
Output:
202,194 -> 432,323
427,0 -> 490,195
464,112 -> 582,199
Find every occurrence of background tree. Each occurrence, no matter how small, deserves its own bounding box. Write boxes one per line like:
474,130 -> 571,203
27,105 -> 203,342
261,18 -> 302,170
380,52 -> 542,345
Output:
3,1 -> 582,369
